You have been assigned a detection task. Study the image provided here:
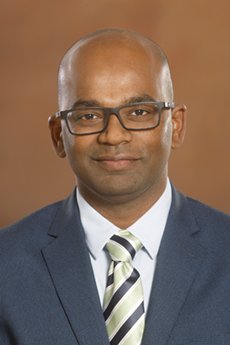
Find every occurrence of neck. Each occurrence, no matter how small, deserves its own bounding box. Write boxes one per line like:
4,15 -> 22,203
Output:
78,179 -> 167,228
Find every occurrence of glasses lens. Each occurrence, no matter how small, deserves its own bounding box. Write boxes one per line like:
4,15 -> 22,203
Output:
120,103 -> 160,129
67,108 -> 104,134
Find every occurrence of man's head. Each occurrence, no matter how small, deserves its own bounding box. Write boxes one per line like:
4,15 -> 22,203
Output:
49,28 -> 186,210
58,28 -> 174,110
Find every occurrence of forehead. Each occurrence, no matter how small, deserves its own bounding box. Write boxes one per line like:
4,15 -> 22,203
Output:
59,35 -> 166,108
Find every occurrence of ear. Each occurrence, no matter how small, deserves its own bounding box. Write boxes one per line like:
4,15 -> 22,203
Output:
171,104 -> 187,149
48,115 -> 66,158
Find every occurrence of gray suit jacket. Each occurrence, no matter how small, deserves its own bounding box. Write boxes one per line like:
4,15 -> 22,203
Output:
0,187 -> 230,345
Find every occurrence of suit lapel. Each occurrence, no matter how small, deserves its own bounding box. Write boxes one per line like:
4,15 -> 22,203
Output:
42,192 -> 110,345
41,188 -> 207,345
142,188 -> 207,345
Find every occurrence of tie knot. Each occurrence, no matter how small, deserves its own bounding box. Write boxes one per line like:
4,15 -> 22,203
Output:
106,230 -> 142,262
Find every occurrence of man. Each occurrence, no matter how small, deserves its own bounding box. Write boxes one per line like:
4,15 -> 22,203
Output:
0,28 -> 229,345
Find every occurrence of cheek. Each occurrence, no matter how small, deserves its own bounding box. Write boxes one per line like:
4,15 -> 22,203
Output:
142,121 -> 173,169
61,125 -> 96,175
61,126 -> 75,155
146,119 -> 172,152
61,126 -> 83,167
162,120 -> 173,147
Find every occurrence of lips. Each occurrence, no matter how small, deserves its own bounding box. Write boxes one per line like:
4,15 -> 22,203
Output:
92,154 -> 140,171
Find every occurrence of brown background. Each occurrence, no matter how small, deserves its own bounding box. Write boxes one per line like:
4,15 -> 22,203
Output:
0,0 -> 229,227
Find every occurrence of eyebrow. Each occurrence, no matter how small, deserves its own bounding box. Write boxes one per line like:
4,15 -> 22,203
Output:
71,99 -> 101,108
71,94 -> 157,109
125,95 -> 157,104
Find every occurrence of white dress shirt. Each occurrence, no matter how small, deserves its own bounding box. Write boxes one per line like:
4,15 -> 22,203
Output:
76,179 -> 172,312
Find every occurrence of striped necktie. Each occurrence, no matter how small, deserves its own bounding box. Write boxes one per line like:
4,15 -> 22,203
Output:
103,230 -> 145,345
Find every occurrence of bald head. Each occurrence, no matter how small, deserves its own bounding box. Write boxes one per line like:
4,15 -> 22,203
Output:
58,28 -> 174,110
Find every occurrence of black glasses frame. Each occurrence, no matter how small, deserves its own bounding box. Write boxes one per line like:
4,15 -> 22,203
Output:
54,101 -> 174,136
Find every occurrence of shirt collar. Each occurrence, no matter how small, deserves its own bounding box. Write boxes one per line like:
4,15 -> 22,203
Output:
77,179 -> 172,260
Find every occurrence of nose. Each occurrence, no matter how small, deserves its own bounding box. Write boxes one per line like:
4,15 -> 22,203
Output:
97,114 -> 132,145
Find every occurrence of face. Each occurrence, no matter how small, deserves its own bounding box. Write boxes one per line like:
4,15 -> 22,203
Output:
50,36 -> 186,207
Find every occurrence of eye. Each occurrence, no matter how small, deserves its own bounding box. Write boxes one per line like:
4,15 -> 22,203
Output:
131,109 -> 148,116
79,113 -> 99,120
69,110 -> 103,122
124,104 -> 159,123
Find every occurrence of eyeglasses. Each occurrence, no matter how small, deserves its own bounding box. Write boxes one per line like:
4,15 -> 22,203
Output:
54,101 -> 174,136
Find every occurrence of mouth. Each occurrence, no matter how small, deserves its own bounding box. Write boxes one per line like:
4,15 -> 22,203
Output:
92,154 -> 140,171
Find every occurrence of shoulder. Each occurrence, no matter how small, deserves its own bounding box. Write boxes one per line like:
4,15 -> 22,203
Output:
0,199 -> 64,253
181,194 -> 230,253
0,198 -> 74,289
186,196 -> 230,229
1,199 -> 63,232
172,185 -> 229,228
170,186 -> 230,253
